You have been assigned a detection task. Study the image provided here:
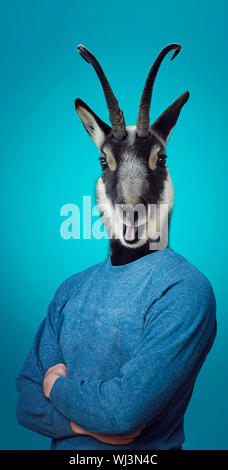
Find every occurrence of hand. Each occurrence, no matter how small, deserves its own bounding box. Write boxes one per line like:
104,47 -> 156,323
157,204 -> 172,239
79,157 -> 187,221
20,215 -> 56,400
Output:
70,421 -> 145,445
43,363 -> 67,399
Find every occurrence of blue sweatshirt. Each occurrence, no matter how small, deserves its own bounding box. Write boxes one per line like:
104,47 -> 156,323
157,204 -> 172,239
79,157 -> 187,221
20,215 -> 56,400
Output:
16,247 -> 217,450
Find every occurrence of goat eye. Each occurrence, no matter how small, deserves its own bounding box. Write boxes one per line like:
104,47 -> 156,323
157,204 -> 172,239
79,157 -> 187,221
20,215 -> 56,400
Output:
157,154 -> 167,167
98,155 -> 108,169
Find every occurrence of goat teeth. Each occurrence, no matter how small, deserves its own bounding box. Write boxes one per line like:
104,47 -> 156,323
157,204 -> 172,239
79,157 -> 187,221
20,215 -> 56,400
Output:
124,224 -> 137,241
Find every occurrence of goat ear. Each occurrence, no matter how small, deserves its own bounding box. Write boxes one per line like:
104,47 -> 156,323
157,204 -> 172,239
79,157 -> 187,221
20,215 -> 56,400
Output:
75,98 -> 111,149
150,91 -> 189,142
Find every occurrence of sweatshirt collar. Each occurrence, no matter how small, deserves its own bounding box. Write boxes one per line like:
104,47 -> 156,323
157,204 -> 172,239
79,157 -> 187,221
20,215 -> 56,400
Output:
106,247 -> 171,273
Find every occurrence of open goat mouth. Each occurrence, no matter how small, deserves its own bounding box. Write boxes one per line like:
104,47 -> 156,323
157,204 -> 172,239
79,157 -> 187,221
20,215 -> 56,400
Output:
123,222 -> 146,244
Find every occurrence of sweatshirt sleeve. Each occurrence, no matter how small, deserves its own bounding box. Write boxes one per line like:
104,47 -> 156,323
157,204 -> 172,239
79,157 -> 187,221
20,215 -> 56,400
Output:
50,274 -> 217,435
16,276 -> 79,439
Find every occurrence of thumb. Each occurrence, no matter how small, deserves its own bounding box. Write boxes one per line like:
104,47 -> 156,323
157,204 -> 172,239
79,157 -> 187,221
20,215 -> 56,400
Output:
71,422 -> 88,435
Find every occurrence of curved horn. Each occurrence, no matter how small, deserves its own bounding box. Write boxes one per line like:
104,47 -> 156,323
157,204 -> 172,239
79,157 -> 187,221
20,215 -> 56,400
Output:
77,44 -> 127,140
136,44 -> 182,138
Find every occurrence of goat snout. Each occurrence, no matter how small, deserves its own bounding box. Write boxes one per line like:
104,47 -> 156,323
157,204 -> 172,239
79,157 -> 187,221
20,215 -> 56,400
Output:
115,200 -> 148,227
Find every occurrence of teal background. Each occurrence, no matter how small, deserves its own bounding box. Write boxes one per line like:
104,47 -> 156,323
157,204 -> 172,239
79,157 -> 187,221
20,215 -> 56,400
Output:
1,0 -> 227,450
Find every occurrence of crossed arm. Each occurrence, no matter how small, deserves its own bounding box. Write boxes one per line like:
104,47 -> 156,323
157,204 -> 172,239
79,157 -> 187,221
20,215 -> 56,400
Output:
42,363 -> 143,445
15,290 -> 143,444
16,276 -> 216,443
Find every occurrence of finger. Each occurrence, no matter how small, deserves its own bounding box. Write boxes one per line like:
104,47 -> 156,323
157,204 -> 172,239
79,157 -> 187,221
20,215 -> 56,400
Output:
51,363 -> 67,377
119,430 -> 142,438
54,363 -> 67,372
120,439 -> 135,444
108,438 -> 135,445
90,430 -> 141,441
71,423 -> 88,435
46,363 -> 66,375
91,432 -> 136,440
95,437 -> 135,445
120,425 -> 146,438
98,435 -> 137,444
49,363 -> 65,370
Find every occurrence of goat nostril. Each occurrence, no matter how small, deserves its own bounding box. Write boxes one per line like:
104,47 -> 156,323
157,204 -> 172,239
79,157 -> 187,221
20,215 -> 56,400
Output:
115,197 -> 125,208
140,198 -> 148,208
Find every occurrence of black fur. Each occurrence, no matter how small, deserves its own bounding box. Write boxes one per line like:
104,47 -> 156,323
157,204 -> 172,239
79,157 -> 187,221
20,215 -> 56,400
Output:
110,238 -> 157,266
75,74 -> 189,266
100,131 -> 167,208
